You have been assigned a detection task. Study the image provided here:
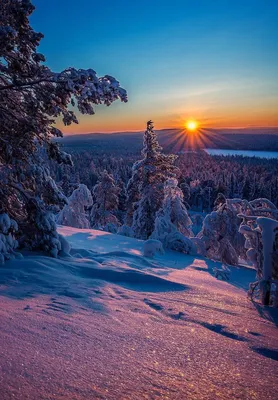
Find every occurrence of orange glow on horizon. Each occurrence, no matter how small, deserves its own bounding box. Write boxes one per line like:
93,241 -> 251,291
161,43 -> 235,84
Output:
55,107 -> 278,135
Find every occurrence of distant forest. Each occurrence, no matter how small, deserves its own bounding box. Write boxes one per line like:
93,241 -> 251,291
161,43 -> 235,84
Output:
50,135 -> 278,210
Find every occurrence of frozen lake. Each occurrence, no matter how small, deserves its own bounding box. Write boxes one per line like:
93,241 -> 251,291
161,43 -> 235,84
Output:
205,149 -> 278,159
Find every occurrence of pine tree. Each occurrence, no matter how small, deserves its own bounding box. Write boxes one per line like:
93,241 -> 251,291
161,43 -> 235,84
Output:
130,121 -> 179,239
90,170 -> 121,232
229,173 -> 236,198
126,168 -> 141,226
242,178 -> 252,200
117,179 -> 127,213
59,173 -> 73,198
0,0 -> 127,258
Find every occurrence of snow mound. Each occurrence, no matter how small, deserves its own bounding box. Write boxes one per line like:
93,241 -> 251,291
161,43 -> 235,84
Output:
0,250 -> 186,302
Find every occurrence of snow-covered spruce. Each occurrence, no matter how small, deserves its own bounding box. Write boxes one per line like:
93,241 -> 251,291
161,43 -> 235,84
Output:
131,121 -> 179,239
90,170 -> 121,233
0,213 -> 22,264
0,0 -> 127,259
160,178 -> 193,237
57,184 -> 93,229
151,178 -> 196,254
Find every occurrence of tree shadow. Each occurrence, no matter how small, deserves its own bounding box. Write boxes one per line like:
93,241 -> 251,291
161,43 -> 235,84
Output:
251,301 -> 278,327
194,257 -> 257,292
197,322 -> 248,341
251,347 -> 278,361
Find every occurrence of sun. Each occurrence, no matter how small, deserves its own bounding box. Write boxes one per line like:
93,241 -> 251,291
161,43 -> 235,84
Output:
185,120 -> 198,131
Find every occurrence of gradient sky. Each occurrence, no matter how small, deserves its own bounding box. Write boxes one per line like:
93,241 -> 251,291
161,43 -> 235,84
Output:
31,0 -> 278,134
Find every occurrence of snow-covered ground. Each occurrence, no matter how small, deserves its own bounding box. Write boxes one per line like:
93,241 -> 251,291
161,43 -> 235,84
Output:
0,226 -> 277,399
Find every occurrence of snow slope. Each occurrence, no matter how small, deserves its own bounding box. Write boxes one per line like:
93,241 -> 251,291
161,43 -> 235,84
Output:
0,226 -> 277,400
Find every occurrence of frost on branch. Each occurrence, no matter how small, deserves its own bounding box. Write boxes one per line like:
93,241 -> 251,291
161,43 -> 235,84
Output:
0,213 -> 22,264
0,0 -> 127,258
57,184 -> 93,229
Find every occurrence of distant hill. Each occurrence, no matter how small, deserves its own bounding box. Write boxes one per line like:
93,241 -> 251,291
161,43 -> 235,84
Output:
60,127 -> 278,154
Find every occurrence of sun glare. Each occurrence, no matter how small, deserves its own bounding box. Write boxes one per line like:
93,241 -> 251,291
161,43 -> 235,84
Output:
186,120 -> 198,131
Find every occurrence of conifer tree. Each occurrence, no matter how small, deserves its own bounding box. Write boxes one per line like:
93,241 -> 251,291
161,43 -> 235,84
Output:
131,121 -> 179,239
90,170 -> 121,232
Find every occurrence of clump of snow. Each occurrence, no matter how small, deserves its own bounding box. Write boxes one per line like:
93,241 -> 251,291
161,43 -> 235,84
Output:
143,239 -> 164,258
58,234 -> 71,257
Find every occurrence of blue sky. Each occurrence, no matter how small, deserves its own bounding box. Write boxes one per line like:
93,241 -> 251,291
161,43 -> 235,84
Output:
31,0 -> 278,133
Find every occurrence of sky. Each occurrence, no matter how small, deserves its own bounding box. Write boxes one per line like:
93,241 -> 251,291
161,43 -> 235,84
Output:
31,0 -> 278,134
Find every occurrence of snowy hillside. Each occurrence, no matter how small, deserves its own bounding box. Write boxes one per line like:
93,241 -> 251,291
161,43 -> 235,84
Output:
0,226 -> 277,399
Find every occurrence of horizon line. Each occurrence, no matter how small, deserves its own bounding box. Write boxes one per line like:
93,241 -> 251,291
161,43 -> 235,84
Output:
61,125 -> 278,136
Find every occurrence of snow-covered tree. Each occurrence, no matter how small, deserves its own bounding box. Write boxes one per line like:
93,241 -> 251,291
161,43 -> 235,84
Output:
151,178 -> 195,254
191,213 -> 204,236
180,182 -> 191,203
180,182 -> 191,209
157,179 -> 193,236
125,166 -> 142,227
90,170 -> 121,232
198,199 -> 248,265
199,196 -> 278,266
0,213 -> 22,264
238,200 -> 278,306
131,121 -> 179,239
56,184 -> 93,229
240,216 -> 278,306
58,167 -> 77,198
0,0 -> 127,257
214,193 -> 226,210
117,179 -> 127,223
